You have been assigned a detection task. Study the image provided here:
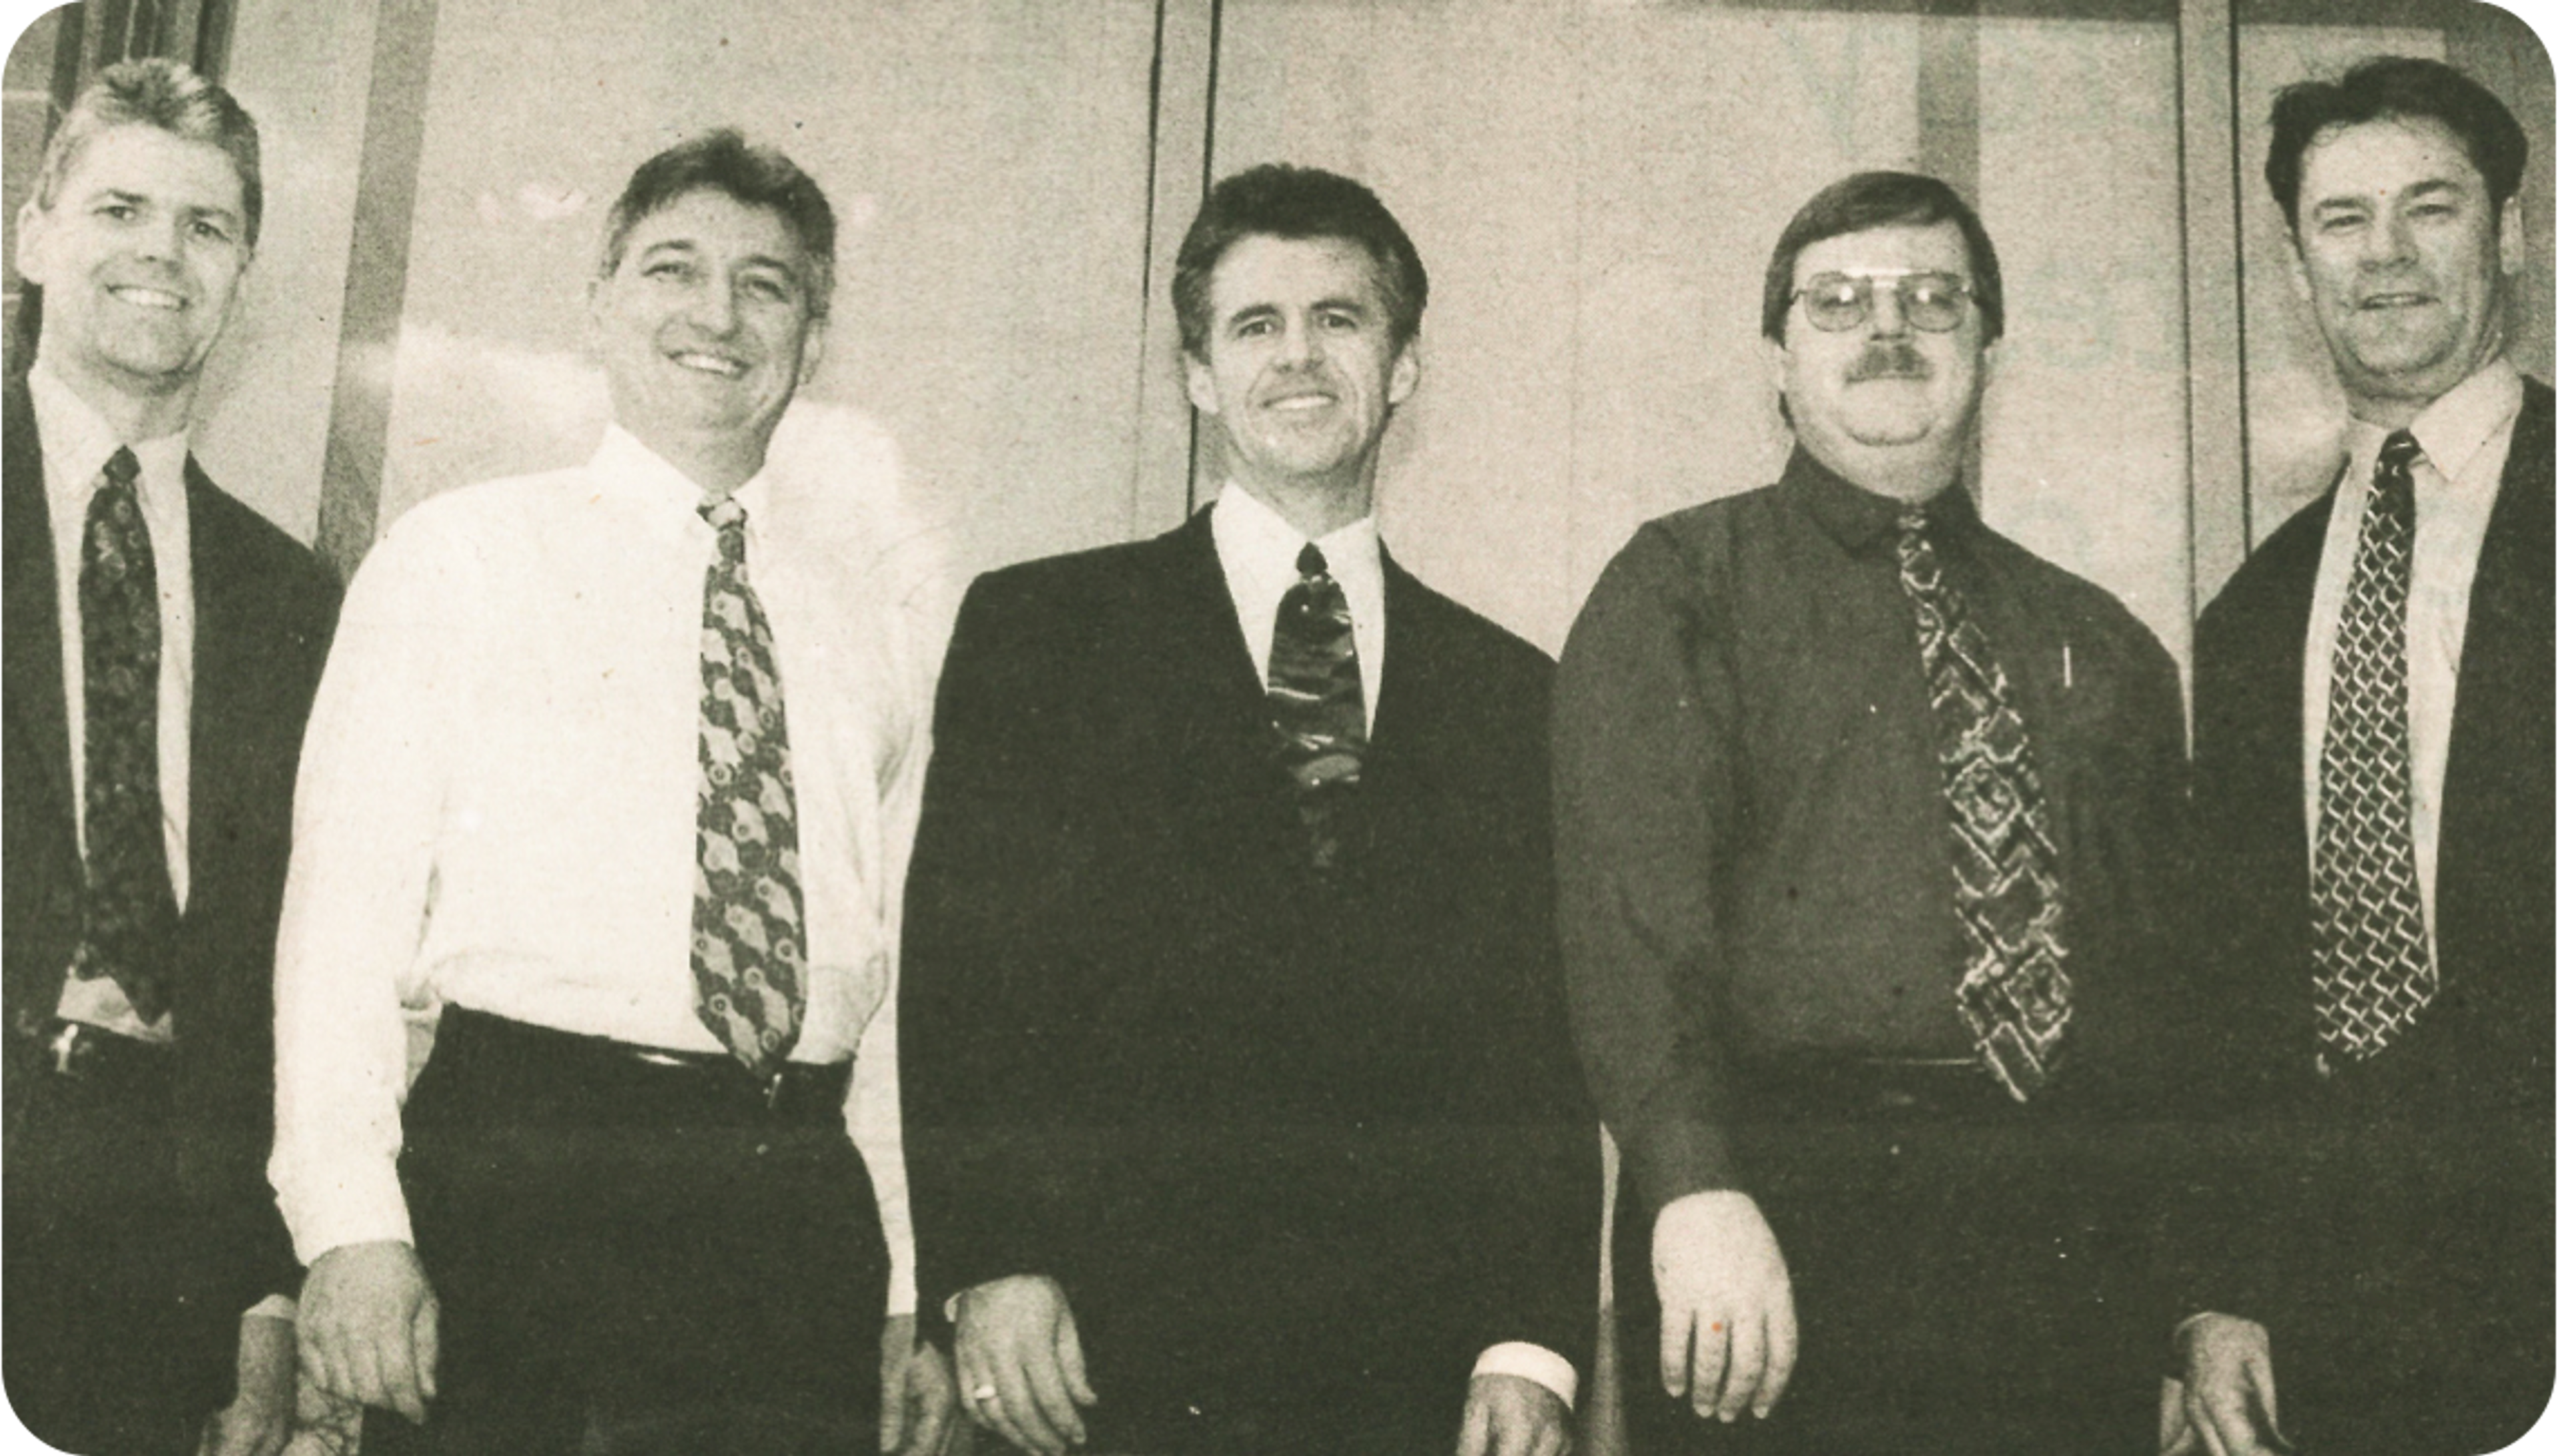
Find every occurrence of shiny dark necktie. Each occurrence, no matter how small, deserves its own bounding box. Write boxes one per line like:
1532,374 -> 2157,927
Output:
691,498 -> 806,1078
1896,507 -> 2072,1100
2310,430 -> 2431,1063
1266,542 -> 1367,872
73,446 -> 181,1024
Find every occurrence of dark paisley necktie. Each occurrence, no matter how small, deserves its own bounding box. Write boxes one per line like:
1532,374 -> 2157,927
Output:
1266,543 -> 1367,872
690,497 -> 806,1078
1897,506 -> 2072,1100
2310,430 -> 2432,1064
72,446 -> 181,1024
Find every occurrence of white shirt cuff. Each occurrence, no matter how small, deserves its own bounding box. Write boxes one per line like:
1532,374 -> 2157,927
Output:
244,1295 -> 297,1323
1472,1341 -> 1578,1409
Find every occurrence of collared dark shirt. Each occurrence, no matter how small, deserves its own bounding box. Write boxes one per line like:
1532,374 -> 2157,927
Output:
1553,447 -> 2188,1214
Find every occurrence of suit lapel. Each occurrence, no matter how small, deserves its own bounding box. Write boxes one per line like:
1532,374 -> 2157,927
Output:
182,460 -> 250,927
4,378 -> 76,843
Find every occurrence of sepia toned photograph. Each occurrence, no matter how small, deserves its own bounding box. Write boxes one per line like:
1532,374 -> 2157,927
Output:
0,0 -> 2549,1451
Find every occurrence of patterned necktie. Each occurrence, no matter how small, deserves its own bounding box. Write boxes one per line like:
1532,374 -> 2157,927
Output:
1267,543 -> 1367,872
2311,430 -> 2432,1062
691,498 -> 805,1078
1897,507 -> 2072,1100
73,447 -> 181,1024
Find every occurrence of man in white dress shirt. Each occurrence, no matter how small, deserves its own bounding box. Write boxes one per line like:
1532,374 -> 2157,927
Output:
2176,55 -> 2551,1456
272,129 -> 953,1454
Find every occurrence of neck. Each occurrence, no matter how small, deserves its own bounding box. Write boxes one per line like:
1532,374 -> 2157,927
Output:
1805,435 -> 1963,505
624,419 -> 771,501
1230,465 -> 1376,541
39,346 -> 197,442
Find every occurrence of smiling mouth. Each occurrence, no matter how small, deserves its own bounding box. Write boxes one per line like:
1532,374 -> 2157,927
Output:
671,350 -> 748,378
1265,392 -> 1337,412
2359,292 -> 2436,310
109,286 -> 186,312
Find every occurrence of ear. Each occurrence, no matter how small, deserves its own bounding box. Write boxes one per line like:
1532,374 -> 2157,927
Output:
797,316 -> 828,388
15,198 -> 52,285
1387,338 -> 1420,407
1183,348 -> 1222,416
1759,332 -> 1790,398
2499,192 -> 2526,278
2286,232 -> 2314,306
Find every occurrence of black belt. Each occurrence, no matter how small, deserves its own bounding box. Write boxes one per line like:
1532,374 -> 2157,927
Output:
11,1016 -> 173,1089
1739,1052 -> 2020,1120
416,1007 -> 855,1131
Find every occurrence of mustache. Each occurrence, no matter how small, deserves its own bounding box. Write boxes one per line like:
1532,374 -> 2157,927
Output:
1847,341 -> 1931,383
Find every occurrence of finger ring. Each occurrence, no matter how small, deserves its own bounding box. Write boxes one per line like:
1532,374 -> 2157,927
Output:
972,1383 -> 999,1403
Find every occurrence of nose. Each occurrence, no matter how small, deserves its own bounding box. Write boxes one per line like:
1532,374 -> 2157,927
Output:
1276,315 -> 1324,367
2366,210 -> 2419,267
687,276 -> 741,336
131,209 -> 184,264
1867,283 -> 1912,338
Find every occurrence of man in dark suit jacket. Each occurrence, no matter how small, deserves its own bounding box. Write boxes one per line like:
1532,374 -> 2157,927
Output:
2176,56 -> 2551,1456
3,58 -> 338,1456
903,165 -> 1600,1456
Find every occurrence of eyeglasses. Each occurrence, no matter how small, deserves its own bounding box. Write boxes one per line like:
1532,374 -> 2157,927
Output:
1791,270 -> 1976,333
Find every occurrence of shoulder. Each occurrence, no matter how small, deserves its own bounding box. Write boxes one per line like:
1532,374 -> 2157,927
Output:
952,528 -> 1191,643
1974,528 -> 2175,679
1391,565 -> 1551,685
357,467 -> 588,577
185,466 -> 341,619
2196,487 -> 2335,652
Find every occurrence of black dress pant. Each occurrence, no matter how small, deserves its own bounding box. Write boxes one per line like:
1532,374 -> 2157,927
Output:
3,1033 -> 231,1456
1617,1062 -> 2160,1455
364,1010 -> 888,1456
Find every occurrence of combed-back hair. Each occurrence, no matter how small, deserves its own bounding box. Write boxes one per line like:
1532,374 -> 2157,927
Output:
34,56 -> 262,245
1760,170 -> 2004,344
599,129 -> 837,320
1172,163 -> 1428,358
2266,55 -> 2527,233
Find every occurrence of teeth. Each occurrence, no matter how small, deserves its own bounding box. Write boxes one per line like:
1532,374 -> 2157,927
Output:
1270,395 -> 1334,410
672,352 -> 745,377
111,287 -> 184,310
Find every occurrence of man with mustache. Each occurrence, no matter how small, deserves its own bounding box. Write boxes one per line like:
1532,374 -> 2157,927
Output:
1553,171 -> 2188,1451
903,163 -> 1601,1455
2173,57 -> 2550,1456
270,131 -> 952,1453
3,57 -> 338,1456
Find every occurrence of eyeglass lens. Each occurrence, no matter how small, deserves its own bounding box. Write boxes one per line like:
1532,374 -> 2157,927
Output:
1798,272 -> 1970,332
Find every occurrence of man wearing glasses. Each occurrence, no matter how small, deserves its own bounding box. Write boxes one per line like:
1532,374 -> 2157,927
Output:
1552,171 -> 2188,1452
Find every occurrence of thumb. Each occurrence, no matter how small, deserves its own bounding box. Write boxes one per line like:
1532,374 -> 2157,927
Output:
1057,1308 -> 1098,1407
412,1293 -> 441,1403
1456,1388 -> 1493,1456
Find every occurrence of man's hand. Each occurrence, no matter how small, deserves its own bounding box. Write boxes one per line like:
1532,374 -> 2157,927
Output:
881,1313 -> 958,1456
1455,1372 -> 1573,1456
951,1275 -> 1096,1455
2175,1313 -> 2290,1455
298,1240 -> 439,1425
199,1313 -> 297,1456
1653,1191 -> 1797,1423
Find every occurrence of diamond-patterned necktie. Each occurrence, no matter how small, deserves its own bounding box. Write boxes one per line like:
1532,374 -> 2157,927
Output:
1267,543 -> 1367,872
1897,507 -> 2072,1100
73,446 -> 181,1024
690,498 -> 805,1078
2311,430 -> 2432,1062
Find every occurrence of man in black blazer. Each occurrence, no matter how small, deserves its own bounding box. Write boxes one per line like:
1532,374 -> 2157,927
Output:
2176,56 -> 2551,1456
903,165 -> 1600,1456
3,58 -> 339,1456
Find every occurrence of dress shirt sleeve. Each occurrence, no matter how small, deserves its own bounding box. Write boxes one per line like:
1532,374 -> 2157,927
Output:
268,518 -> 470,1266
1551,522 -> 1744,1216
845,586 -> 933,1319
1472,1342 -> 1579,1409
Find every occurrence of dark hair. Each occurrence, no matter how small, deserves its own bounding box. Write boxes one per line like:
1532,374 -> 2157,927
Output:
1760,171 -> 2004,344
2266,55 -> 2527,233
599,129 -> 836,319
1172,163 -> 1427,359
35,57 -> 262,246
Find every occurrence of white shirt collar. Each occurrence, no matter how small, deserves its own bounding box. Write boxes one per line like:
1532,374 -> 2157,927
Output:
590,423 -> 776,526
1209,483 -> 1388,729
27,358 -> 192,513
2347,354 -> 2524,488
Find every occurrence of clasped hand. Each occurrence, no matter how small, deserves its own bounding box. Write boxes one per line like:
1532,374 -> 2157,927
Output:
1653,1191 -> 1797,1425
